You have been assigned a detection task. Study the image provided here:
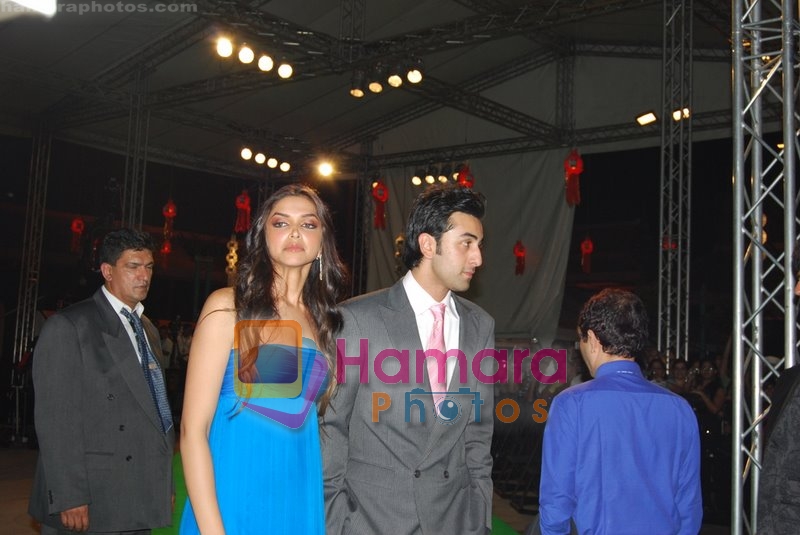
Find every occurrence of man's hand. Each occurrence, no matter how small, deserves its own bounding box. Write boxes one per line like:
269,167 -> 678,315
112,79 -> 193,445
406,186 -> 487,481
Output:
60,504 -> 89,532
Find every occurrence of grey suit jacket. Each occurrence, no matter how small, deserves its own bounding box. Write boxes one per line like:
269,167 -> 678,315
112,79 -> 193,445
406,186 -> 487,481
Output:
28,288 -> 174,532
322,280 -> 495,535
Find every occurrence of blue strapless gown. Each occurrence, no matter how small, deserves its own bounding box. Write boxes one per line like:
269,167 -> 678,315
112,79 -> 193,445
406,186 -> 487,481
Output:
179,339 -> 327,534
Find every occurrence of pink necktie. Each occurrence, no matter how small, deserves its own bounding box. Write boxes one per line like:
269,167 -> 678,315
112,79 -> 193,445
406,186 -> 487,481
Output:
426,303 -> 447,415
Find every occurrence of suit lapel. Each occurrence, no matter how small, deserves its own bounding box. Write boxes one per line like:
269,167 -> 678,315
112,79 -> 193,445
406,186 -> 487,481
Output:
93,291 -> 167,437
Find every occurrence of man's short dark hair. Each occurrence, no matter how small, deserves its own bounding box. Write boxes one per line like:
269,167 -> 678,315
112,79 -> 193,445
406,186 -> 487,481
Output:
402,184 -> 485,270
99,228 -> 155,265
578,288 -> 649,359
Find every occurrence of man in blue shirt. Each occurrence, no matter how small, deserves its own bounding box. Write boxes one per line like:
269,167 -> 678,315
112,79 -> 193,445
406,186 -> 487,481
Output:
539,288 -> 702,535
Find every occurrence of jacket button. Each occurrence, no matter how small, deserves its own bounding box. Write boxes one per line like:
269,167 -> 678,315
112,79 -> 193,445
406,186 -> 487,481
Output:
126,455 -> 132,461
414,470 -> 420,478
119,425 -> 125,431
107,394 -> 115,400
443,470 -> 449,478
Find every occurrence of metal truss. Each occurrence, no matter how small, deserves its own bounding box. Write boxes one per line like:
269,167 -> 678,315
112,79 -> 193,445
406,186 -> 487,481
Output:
731,0 -> 799,532
10,125 -> 51,443
556,41 -> 576,144
121,74 -> 149,230
657,0 -> 693,361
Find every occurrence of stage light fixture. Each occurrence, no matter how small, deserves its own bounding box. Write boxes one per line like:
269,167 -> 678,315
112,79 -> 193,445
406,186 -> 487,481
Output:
387,63 -> 404,88
406,58 -> 423,84
279,162 -> 291,172
267,158 -> 278,168
671,108 -> 690,121
277,63 -> 293,79
636,111 -> 657,126
318,161 -> 334,177
425,166 -> 436,184
411,175 -> 422,186
254,153 -> 266,164
240,147 -> 253,160
368,78 -> 383,93
258,55 -> 274,72
369,64 -> 385,93
350,70 -> 366,98
217,37 -> 234,58
238,45 -> 255,64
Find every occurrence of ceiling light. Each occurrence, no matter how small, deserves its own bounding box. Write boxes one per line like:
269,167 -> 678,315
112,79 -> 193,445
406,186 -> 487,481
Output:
406,59 -> 423,84
267,158 -> 278,168
636,111 -> 657,126
411,176 -> 422,186
240,147 -> 253,160
258,55 -> 274,72
217,37 -> 234,58
254,153 -> 266,164
424,168 -> 435,184
279,162 -> 291,172
368,79 -> 383,93
277,63 -> 293,79
238,45 -> 255,64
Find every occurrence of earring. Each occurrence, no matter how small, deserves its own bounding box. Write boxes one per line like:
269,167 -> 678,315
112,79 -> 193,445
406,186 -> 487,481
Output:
317,254 -> 323,281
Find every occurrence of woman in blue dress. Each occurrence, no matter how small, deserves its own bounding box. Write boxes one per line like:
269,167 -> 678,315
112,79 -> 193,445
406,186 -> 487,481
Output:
179,184 -> 348,534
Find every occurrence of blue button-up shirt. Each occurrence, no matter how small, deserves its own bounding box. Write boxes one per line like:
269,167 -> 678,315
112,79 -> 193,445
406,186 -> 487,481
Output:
539,360 -> 702,535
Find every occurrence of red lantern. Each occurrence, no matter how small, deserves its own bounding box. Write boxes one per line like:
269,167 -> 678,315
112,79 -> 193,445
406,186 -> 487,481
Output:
161,198 -> 177,259
564,149 -> 584,206
580,236 -> 594,274
456,165 -> 475,188
234,190 -> 251,234
513,240 -> 526,275
70,217 -> 85,254
371,180 -> 388,229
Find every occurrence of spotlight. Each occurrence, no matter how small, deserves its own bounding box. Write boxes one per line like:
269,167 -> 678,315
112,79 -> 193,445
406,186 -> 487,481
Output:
318,161 -> 334,177
267,158 -> 278,168
240,147 -> 253,160
279,162 -> 291,172
438,167 -> 449,183
277,63 -> 293,79
369,64 -> 385,93
217,37 -> 233,58
368,79 -> 383,93
453,163 -> 464,180
258,55 -> 274,72
411,176 -> 422,186
350,70 -> 366,98
425,166 -> 435,184
238,45 -> 255,64
671,108 -> 690,121
387,63 -> 404,88
254,153 -> 266,164
636,111 -> 657,126
406,58 -> 423,84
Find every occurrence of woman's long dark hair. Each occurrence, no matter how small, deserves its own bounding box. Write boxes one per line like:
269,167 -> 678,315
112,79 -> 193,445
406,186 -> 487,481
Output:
235,184 -> 348,415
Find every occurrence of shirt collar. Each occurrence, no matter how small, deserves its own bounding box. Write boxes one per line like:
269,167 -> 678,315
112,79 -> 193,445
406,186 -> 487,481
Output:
402,270 -> 456,318
102,285 -> 144,317
594,359 -> 642,378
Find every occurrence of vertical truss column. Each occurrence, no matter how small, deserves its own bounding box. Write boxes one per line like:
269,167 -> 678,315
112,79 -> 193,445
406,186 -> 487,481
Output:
122,72 -> 150,229
732,0 -> 799,532
350,141 -> 372,297
11,125 -> 51,440
657,0 -> 693,360
339,0 -> 366,64
555,40 -> 576,145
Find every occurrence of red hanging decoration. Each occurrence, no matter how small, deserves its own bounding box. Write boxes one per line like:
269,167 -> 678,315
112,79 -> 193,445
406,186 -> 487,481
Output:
70,217 -> 85,254
513,240 -> 526,275
456,165 -> 475,188
371,180 -> 388,229
580,236 -> 594,274
234,190 -> 252,234
564,148 -> 584,207
161,199 -> 177,259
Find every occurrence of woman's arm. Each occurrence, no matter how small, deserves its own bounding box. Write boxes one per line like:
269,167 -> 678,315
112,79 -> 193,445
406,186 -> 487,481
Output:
180,288 -> 236,535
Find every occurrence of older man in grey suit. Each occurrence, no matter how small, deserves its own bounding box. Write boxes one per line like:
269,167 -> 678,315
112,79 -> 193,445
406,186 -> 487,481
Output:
29,228 -> 174,534
323,184 -> 495,535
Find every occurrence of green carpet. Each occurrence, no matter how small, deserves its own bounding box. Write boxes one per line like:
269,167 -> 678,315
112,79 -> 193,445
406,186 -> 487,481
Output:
156,453 -> 519,534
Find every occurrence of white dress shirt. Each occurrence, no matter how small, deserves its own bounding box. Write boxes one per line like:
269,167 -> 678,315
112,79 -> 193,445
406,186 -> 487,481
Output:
102,285 -> 149,364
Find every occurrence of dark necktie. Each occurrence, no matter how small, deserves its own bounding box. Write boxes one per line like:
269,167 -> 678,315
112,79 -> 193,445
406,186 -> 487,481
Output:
121,308 -> 173,433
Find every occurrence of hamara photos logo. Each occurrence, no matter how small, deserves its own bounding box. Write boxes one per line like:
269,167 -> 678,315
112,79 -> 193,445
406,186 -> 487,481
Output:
231,320 -> 565,428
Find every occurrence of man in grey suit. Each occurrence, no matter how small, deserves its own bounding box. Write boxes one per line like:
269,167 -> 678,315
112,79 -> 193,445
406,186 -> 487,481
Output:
29,229 -> 174,534
323,184 -> 495,534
